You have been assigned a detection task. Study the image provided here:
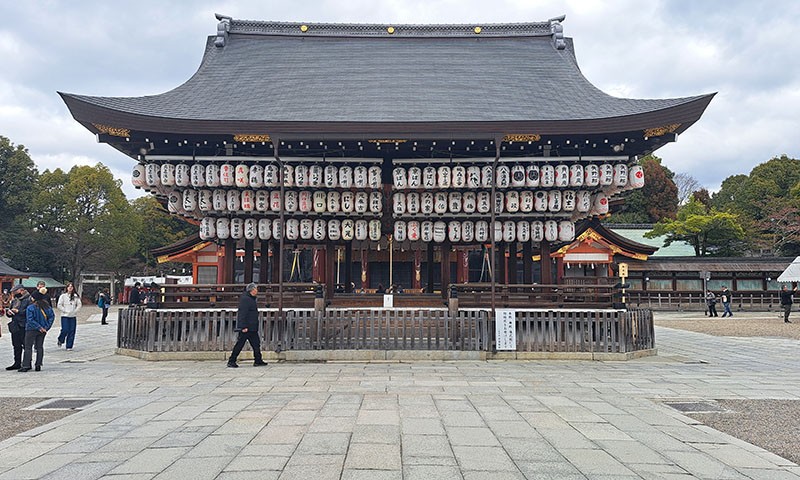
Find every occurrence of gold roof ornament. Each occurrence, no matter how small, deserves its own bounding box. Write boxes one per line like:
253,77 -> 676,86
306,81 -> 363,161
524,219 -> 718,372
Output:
644,123 -> 681,137
233,134 -> 271,143
502,134 -> 541,143
93,123 -> 130,138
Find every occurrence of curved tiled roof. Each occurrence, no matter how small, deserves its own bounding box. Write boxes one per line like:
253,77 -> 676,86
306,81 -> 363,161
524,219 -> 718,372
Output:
60,17 -> 714,136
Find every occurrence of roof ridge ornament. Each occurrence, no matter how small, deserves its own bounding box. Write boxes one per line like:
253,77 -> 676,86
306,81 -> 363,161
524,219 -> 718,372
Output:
549,15 -> 566,50
215,13 -> 232,47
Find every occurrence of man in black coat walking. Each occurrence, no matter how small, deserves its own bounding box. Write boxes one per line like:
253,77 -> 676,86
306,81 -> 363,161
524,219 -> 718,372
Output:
227,283 -> 267,367
780,285 -> 798,323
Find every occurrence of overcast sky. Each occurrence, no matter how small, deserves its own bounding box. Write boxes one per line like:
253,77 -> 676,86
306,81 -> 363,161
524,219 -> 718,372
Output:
2,0 -> 799,199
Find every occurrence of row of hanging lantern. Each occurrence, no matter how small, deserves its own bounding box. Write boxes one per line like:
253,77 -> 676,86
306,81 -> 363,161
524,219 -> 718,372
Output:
198,217 -> 575,244
391,190 -> 609,216
392,220 -> 574,243
391,163 -> 643,190
132,163 -> 383,191
167,189 -> 383,216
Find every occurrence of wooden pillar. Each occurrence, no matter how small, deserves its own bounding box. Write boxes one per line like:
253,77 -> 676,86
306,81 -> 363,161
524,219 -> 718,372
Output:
413,250 -> 422,290
312,247 -> 325,284
243,240 -> 254,284
361,249 -> 369,290
259,241 -> 269,284
270,241 -> 280,284
441,241 -> 452,298
540,241 -> 552,284
555,257 -> 564,284
456,249 -> 469,284
426,243 -> 435,293
497,243 -> 507,286
222,238 -> 236,284
344,242 -> 353,293
507,242 -> 518,284
325,244 -> 337,300
522,242 -> 533,284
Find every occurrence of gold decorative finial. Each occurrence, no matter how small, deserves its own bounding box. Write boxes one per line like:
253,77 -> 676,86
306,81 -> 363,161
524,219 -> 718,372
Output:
387,26 -> 395,34
474,26 -> 482,34
300,25 -> 308,32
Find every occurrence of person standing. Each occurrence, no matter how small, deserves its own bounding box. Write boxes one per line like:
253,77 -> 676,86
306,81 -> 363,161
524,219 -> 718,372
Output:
227,283 -> 267,368
97,289 -> 110,325
780,285 -> 797,323
128,282 -> 142,305
705,290 -> 718,317
5,285 -> 31,370
56,282 -> 82,350
720,286 -> 733,317
20,287 -> 55,372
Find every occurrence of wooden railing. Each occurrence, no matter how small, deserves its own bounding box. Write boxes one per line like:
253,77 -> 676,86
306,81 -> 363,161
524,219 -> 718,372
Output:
144,283 -> 317,309
627,290 -> 780,311
455,283 -> 615,309
119,307 -> 653,354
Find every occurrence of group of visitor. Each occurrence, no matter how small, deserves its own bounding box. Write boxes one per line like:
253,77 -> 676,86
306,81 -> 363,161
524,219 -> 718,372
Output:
705,286 -> 734,317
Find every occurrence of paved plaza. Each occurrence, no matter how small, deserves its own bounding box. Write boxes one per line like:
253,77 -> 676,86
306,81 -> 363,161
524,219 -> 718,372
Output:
0,309 -> 798,479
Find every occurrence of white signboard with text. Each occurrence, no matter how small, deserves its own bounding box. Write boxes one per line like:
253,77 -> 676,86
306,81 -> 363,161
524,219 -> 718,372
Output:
383,294 -> 394,308
495,308 -> 517,351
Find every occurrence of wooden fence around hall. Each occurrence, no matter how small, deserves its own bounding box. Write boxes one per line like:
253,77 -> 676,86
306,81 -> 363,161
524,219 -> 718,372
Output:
118,307 -> 654,355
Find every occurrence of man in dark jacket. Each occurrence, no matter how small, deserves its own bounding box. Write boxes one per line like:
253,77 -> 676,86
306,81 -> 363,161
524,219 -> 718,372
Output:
780,285 -> 798,323
6,285 -> 32,370
227,283 -> 267,368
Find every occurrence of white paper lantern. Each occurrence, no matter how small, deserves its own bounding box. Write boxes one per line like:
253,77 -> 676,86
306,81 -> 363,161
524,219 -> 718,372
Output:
258,218 -> 272,240
220,164 -> 235,186
452,166 -> 466,188
423,166 -> 437,188
481,165 -> 494,188
369,192 -> 382,214
475,221 -> 489,243
493,221 -> 503,243
341,219 -> 354,241
299,191 -> 313,212
272,219 -> 283,240
613,164 -> 628,187
309,165 -> 323,187
282,164 -> 294,187
526,164 -> 540,187
176,164 -> 190,187
463,192 -> 477,213
554,164 -> 569,187
494,192 -> 505,214
212,190 -> 226,212
421,221 -> 433,242
190,164 -> 205,187
437,166 -> 451,188
392,167 -> 407,189
368,166 -> 382,188
584,164 -> 600,187
407,192 -> 420,214
594,193 -> 609,215
294,165 -> 308,187
255,190 -> 269,212
205,164 -> 220,187
328,220 -> 341,241
327,191 -> 341,213
355,191 -> 369,214
338,166 -> 352,188
145,163 -> 159,186
506,191 -> 519,213
227,190 -> 240,212
433,221 -> 447,243
496,165 -> 510,188
199,190 -> 212,212
167,190 -> 181,213
540,165 -> 555,187
313,191 -> 327,213
517,221 -> 531,242
131,164 -> 146,188
434,192 -> 448,214
200,217 -> 216,240
448,221 -> 462,242
467,166 -> 481,188
503,221 -> 516,243
286,219 -> 299,240
369,220 -> 382,242
407,220 -> 420,241
300,219 -> 313,240
600,164 -> 614,186
544,220 -> 558,242
629,165 -> 645,189
562,190 -> 576,211
355,219 -> 368,241
270,191 -> 282,212
577,191 -> 592,213
240,190 -> 254,212
568,164 -> 584,187
558,221 -> 575,241
248,164 -> 264,188
393,192 -> 406,215
264,164 -> 279,187
511,165 -> 526,187
235,164 -> 249,187
531,221 -> 544,242
477,191 -> 491,213
340,191 -> 354,213
313,219 -> 327,241
462,221 -> 475,242
216,218 -> 230,239
534,191 -> 548,212
160,163 -> 175,187
394,221 -> 407,242
284,191 -> 298,212
353,166 -> 367,188
421,192 -> 434,214
182,189 -> 197,211
449,192 -> 462,213
520,191 -> 534,213
244,218 -> 257,240
324,165 -> 338,188
548,190 -> 562,212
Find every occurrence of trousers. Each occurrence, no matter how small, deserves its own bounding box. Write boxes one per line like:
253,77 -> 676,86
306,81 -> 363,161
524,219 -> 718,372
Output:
57,316 -> 77,349
22,330 -> 47,369
229,330 -> 263,364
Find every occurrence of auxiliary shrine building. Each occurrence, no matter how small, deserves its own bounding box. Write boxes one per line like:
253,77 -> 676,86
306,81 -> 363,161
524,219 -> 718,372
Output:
61,15 -> 713,299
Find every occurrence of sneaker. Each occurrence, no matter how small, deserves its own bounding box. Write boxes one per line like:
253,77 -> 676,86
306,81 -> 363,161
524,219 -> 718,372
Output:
5,365 -> 21,371
65,348 -> 72,351
227,362 -> 239,368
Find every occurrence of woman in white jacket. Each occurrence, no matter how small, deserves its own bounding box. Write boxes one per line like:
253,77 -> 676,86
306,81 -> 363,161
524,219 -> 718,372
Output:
56,282 -> 82,350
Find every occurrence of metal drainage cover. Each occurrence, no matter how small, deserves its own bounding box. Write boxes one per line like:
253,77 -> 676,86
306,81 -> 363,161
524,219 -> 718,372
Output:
665,401 -> 726,413
33,399 -> 97,410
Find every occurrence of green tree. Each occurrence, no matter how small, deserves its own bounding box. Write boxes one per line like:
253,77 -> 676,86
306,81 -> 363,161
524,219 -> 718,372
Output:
608,155 -> 679,223
645,197 -> 746,256
0,136 -> 39,228
130,196 -> 196,272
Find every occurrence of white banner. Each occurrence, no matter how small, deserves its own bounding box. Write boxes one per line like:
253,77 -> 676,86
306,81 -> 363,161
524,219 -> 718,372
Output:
495,309 -> 517,351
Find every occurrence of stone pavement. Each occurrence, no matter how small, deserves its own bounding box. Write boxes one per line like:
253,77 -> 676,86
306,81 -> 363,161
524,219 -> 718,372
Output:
0,309 -> 798,479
